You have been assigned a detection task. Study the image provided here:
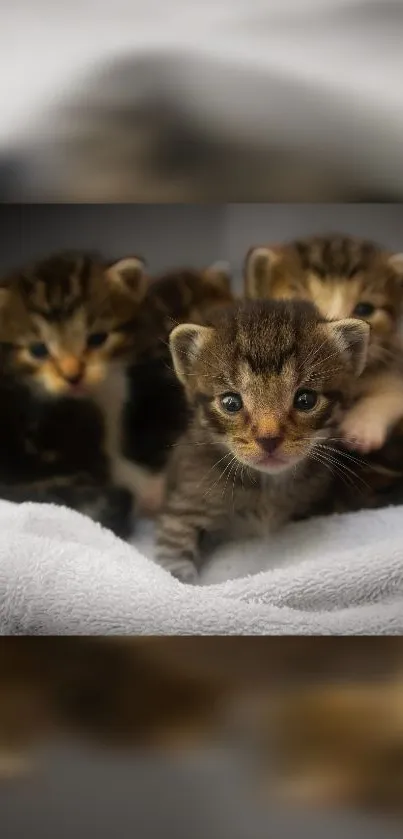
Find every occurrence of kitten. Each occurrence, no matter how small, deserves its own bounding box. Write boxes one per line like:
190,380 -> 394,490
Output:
0,251 -> 148,535
155,299 -> 369,582
123,262 -> 234,513
244,234 -> 403,453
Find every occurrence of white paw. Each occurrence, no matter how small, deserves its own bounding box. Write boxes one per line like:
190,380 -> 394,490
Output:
340,412 -> 387,453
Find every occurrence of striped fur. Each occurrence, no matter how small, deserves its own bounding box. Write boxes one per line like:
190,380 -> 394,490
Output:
245,234 -> 403,453
155,299 -> 369,582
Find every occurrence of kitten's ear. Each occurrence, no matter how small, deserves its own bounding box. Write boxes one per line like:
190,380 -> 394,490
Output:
169,323 -> 214,384
107,257 -> 147,301
244,247 -> 279,298
203,261 -> 232,295
326,318 -> 370,377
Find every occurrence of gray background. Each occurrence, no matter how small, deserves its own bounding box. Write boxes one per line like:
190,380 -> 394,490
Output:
1,204 -> 403,286
0,742 -> 400,839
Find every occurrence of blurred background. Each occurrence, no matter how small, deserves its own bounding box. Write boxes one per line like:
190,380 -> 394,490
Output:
1,0 -> 403,201
0,638 -> 403,838
1,202 -> 403,283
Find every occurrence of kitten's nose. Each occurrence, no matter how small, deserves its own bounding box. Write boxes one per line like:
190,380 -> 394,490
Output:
65,372 -> 83,385
256,435 -> 283,455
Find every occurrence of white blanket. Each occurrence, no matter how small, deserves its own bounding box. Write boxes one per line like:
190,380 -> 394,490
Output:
0,499 -> 402,635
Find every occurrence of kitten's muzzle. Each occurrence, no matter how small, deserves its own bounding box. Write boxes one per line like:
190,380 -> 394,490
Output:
256,435 -> 283,455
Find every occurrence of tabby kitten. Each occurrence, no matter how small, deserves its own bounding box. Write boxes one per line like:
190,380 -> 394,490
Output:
244,234 -> 403,453
155,299 -> 369,582
0,253 -> 233,526
0,251 -> 148,535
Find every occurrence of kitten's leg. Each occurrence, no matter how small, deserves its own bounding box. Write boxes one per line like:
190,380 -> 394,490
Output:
155,488 -> 223,584
340,376 -> 403,452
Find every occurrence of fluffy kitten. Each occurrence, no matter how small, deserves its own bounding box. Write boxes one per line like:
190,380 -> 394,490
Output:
155,299 -> 369,582
244,234 -> 403,453
0,251 -> 148,535
0,253 -> 233,525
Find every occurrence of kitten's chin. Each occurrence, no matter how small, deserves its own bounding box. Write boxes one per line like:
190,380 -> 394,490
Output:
238,452 -> 304,476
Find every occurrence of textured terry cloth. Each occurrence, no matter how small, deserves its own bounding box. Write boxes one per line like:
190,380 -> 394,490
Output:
0,499 -> 402,635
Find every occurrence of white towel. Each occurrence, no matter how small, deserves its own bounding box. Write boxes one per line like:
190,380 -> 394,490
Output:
0,499 -> 402,634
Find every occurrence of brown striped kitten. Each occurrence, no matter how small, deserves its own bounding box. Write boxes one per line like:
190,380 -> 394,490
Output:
0,251 -> 149,535
245,234 -> 403,453
155,299 -> 369,583
0,253 -> 233,528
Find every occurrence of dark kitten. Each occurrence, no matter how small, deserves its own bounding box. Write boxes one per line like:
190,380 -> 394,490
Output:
0,251 -> 147,536
122,263 -> 234,511
155,299 -> 369,582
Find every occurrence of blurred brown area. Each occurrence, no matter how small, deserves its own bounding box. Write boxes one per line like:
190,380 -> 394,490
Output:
1,638 -> 403,821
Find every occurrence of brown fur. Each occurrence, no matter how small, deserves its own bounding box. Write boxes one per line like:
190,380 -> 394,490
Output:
0,253 -> 233,522
0,251 -> 147,396
244,234 -> 403,453
155,298 -> 369,582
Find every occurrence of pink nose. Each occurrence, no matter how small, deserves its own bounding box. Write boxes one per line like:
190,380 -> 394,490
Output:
256,435 -> 283,455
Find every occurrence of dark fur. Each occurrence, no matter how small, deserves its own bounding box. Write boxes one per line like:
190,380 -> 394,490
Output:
124,266 -> 233,473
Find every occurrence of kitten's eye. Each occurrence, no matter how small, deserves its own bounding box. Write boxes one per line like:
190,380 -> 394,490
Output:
353,301 -> 375,318
29,342 -> 49,360
87,332 -> 108,349
293,388 -> 318,412
220,392 -> 243,413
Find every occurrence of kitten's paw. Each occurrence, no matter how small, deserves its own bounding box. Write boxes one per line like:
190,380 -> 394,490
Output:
340,411 -> 387,453
113,459 -> 165,517
137,472 -> 166,518
158,557 -> 199,584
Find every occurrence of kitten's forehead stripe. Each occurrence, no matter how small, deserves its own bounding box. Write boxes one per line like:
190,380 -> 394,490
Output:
230,301 -> 307,377
22,253 -> 92,321
293,235 -> 381,280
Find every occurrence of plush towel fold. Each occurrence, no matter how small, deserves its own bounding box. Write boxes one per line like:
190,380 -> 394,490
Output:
0,499 -> 402,634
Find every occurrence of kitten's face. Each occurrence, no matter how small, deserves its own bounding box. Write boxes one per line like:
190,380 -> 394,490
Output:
170,300 -> 369,475
0,253 -> 147,397
245,236 -> 403,365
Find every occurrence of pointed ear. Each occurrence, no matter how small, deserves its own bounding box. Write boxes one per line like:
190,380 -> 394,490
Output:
244,247 -> 280,298
169,323 -> 214,384
326,318 -> 370,377
106,257 -> 147,301
203,261 -> 232,295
